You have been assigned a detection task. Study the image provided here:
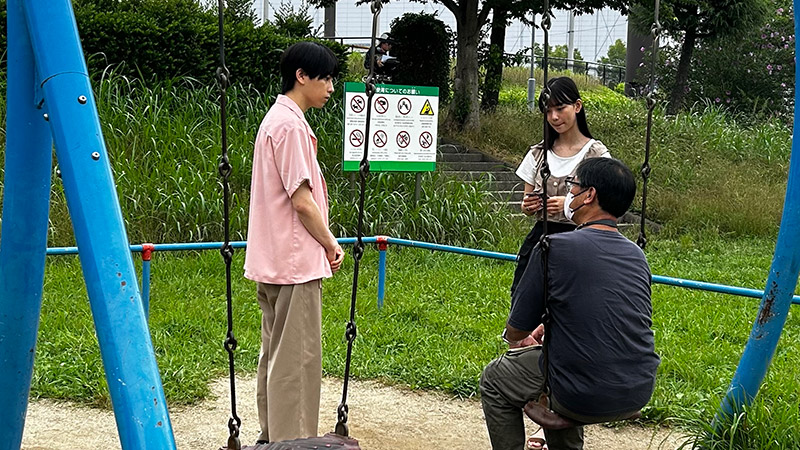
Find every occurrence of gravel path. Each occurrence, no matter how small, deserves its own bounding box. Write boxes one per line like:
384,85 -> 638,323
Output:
22,375 -> 686,449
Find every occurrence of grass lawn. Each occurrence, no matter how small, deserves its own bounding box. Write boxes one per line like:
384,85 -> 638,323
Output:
31,231 -> 800,447
4,66 -> 798,448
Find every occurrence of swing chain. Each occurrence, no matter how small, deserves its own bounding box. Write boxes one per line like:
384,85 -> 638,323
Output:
537,0 -> 554,402
335,0 -> 382,437
638,0 -> 660,250
215,1 -> 241,448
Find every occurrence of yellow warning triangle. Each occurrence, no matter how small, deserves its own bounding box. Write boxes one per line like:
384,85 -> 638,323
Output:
419,99 -> 434,115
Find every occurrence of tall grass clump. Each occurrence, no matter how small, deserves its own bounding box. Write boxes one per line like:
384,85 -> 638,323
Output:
45,72 -> 265,246
1,67 -> 513,250
329,171 -> 513,250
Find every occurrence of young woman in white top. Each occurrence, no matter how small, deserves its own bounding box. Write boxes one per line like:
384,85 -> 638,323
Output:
511,77 -> 611,296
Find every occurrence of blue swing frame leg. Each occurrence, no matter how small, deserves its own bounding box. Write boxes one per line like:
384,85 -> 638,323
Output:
715,2 -> 800,424
0,1 -> 54,448
0,1 -> 177,448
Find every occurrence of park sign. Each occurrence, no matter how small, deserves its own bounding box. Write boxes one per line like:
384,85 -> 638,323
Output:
343,82 -> 439,172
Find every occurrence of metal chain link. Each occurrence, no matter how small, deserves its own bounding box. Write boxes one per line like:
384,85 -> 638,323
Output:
638,0 -> 660,250
334,0 -> 382,437
538,0 -> 554,401
216,2 -> 241,449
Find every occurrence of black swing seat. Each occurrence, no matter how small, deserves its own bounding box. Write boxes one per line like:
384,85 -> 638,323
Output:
524,396 -> 641,430
230,433 -> 361,450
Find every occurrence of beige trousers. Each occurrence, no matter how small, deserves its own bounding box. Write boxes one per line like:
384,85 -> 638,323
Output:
256,280 -> 322,443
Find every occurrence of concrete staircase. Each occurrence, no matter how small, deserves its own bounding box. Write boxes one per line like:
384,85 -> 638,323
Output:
437,138 -> 524,211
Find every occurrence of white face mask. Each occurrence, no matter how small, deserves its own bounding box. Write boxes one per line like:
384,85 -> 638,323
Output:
563,189 -> 588,221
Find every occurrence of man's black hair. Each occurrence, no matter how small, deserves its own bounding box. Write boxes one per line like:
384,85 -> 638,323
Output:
537,77 -> 593,149
575,158 -> 636,218
280,42 -> 340,95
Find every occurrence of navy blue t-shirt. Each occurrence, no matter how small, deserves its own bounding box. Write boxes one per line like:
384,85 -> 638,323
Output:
509,228 -> 660,417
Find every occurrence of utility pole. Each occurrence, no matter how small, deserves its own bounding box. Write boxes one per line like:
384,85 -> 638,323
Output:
528,13 -> 537,111
324,4 -> 336,38
594,9 -> 600,61
567,10 -> 575,71
262,0 -> 269,24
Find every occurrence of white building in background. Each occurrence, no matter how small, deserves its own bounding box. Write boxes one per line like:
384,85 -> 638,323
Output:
251,0 -> 627,63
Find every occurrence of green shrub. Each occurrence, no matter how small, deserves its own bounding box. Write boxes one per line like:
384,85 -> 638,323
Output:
0,0 -> 348,92
497,82 -> 633,112
390,12 -> 452,102
580,88 -> 635,111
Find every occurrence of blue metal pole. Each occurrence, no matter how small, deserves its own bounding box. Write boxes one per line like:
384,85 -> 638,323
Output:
378,250 -> 386,309
716,1 -> 800,420
0,1 -> 54,447
385,237 -> 518,261
651,275 -> 800,305
140,244 -> 154,319
376,237 -> 388,309
44,240 -> 800,305
142,259 -> 151,318
22,1 -> 176,448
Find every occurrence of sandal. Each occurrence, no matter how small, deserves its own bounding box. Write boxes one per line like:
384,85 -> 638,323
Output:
526,427 -> 547,450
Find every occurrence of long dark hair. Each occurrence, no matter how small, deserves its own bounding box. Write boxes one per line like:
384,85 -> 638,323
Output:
537,77 -> 593,149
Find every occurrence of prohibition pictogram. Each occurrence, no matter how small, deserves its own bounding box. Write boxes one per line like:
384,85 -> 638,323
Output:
374,96 -> 389,114
397,97 -> 412,115
350,95 -> 365,113
419,131 -> 433,148
349,129 -> 364,148
373,130 -> 388,148
396,131 -> 411,148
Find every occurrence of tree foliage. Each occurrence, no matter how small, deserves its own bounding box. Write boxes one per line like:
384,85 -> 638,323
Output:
600,38 -> 626,66
225,0 -> 258,24
631,0 -> 770,113
272,2 -> 316,37
654,0 -> 793,120
479,1 -> 629,118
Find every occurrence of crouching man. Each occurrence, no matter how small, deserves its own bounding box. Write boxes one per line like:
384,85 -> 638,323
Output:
480,158 -> 660,450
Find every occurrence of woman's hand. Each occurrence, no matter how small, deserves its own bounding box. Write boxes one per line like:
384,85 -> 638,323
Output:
521,193 -> 542,215
546,196 -> 566,215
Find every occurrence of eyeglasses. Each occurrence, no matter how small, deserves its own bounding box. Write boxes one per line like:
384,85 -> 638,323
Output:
564,176 -> 583,191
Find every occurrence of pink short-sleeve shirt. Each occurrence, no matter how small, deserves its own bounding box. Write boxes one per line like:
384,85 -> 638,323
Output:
244,95 -> 332,285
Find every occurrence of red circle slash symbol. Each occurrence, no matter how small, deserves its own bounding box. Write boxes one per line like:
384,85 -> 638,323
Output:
373,130 -> 388,148
349,130 -> 364,147
397,97 -> 412,115
374,96 -> 389,114
396,131 -> 411,148
419,131 -> 433,148
350,95 -> 365,113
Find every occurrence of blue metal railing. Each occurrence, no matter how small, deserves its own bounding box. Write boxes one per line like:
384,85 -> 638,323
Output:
45,236 -> 800,317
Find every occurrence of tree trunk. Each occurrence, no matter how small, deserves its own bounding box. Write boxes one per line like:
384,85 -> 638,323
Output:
446,0 -> 481,130
667,26 -> 696,115
481,8 -> 508,112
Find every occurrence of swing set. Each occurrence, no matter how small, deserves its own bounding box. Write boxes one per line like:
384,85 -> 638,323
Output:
2,0 -> 800,448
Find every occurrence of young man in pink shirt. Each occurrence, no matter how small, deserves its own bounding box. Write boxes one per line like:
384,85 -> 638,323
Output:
244,41 -> 344,444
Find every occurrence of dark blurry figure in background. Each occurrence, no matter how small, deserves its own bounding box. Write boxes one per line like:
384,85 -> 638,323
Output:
364,33 -> 399,81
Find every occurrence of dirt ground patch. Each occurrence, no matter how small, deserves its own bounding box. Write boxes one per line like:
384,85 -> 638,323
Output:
23,375 -> 686,449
